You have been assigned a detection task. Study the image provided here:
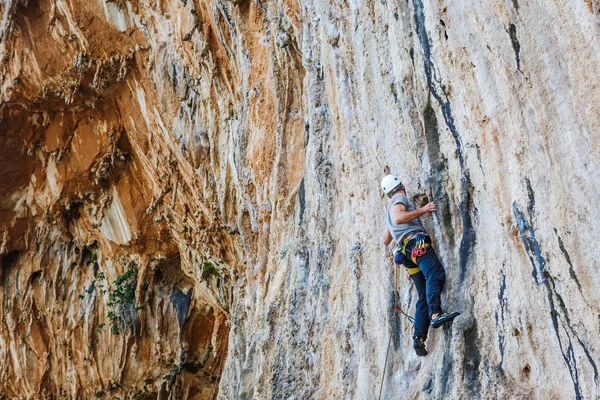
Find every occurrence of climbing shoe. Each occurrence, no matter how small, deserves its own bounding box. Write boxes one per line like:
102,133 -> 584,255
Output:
431,312 -> 460,329
413,337 -> 428,357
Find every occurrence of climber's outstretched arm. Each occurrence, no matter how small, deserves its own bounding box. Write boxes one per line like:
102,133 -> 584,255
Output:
391,202 -> 436,224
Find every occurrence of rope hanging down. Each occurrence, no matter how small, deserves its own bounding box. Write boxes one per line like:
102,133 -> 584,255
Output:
378,263 -> 415,400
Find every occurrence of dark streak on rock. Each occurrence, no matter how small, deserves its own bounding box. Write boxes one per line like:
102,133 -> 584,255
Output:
440,20 -> 448,40
458,183 -> 476,282
464,322 -> 482,397
220,0 -> 234,26
576,335 -> 600,386
298,178 -> 306,224
439,333 -> 453,395
349,242 -> 365,336
511,0 -> 519,12
555,230 -> 583,294
390,83 -> 399,104
513,204 -> 587,399
497,265 -> 507,367
423,378 -> 433,394
495,310 -> 505,370
215,2 -> 234,59
498,267 -> 507,320
506,23 -> 522,72
525,178 -> 535,217
304,121 -> 310,146
413,0 -> 476,280
494,364 -> 506,386
170,286 -> 193,332
514,205 -> 540,284
546,273 -> 599,385
423,100 -> 455,251
171,64 -> 178,90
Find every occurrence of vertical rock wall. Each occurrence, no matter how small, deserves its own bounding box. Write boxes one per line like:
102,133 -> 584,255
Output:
1,0 -> 599,398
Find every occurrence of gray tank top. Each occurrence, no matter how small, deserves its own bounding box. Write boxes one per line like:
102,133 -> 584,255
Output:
386,193 -> 426,243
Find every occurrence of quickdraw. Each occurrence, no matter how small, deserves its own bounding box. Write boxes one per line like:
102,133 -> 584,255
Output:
412,246 -> 426,258
392,305 -> 415,323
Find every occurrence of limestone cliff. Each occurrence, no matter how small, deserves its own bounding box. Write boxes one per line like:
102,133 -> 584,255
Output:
1,0 -> 599,398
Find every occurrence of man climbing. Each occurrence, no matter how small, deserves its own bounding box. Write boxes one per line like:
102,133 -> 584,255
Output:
381,174 -> 459,357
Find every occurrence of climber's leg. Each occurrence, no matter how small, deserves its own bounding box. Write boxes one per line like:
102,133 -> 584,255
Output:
409,269 -> 430,341
407,237 -> 460,328
395,247 -> 428,356
404,238 -> 445,316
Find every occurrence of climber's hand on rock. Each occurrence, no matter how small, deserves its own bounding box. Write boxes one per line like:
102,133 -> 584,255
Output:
421,202 -> 436,214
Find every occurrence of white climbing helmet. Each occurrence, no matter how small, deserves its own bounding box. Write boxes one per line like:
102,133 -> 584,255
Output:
381,174 -> 403,196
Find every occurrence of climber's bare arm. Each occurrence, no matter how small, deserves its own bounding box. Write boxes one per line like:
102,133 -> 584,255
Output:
382,228 -> 393,246
391,202 -> 436,224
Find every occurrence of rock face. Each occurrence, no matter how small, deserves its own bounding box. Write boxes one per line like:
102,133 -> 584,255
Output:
1,0 -> 600,398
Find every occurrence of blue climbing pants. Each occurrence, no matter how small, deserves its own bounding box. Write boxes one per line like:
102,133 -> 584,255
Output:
395,234 -> 446,340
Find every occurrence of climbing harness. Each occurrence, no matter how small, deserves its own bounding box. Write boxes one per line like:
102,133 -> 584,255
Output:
392,232 -> 429,280
378,262 -> 416,400
401,232 -> 429,264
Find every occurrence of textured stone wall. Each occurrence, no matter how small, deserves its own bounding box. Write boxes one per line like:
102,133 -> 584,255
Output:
1,0 -> 599,398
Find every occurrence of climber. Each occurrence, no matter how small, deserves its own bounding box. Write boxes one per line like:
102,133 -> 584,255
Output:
381,174 -> 459,357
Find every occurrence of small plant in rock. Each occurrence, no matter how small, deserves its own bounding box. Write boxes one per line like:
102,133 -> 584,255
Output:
85,282 -> 95,294
109,268 -> 137,306
200,261 -> 220,282
106,265 -> 139,335
82,241 -> 99,266
95,323 -> 105,334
